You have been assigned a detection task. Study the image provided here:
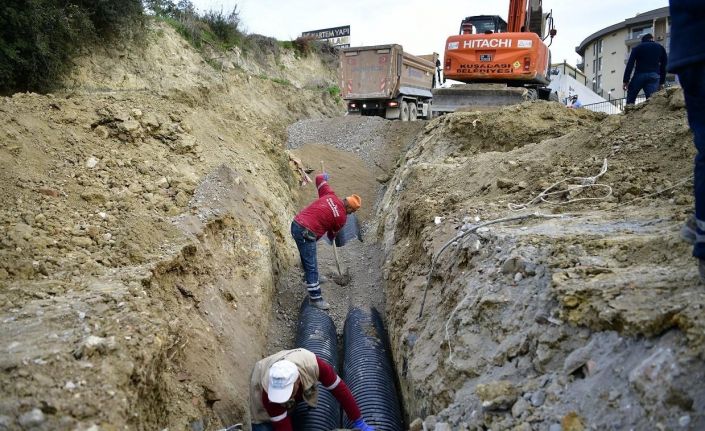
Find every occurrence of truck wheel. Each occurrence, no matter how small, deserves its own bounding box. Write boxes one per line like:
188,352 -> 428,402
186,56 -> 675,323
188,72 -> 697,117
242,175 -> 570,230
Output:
409,104 -> 418,121
400,102 -> 410,121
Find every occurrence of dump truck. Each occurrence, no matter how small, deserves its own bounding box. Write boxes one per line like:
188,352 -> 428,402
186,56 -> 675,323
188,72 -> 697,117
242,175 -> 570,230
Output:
340,44 -> 438,121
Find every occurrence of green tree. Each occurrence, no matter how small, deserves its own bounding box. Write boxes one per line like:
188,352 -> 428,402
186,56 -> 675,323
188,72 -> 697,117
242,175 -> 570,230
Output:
0,0 -> 144,95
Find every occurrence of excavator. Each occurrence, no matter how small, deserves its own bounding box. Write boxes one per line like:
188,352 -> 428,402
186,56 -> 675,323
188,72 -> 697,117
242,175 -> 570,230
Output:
431,0 -> 558,114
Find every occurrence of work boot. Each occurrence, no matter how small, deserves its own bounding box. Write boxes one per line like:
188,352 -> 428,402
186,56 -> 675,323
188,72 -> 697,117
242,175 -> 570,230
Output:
310,298 -> 330,310
681,215 -> 697,245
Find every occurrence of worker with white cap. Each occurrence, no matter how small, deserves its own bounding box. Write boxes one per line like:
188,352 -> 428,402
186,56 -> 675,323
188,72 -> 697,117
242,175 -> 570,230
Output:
249,348 -> 374,431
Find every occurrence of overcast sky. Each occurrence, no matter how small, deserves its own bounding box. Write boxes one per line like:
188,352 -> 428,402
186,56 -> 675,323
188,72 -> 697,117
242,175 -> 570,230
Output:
191,0 -> 669,66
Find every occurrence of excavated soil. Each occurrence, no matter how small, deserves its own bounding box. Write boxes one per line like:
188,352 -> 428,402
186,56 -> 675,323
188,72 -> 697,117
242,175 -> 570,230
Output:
0,22 -> 342,430
378,90 -> 705,430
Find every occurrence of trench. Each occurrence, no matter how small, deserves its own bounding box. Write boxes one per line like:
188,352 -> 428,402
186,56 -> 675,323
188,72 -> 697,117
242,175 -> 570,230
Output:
254,117 -> 426,430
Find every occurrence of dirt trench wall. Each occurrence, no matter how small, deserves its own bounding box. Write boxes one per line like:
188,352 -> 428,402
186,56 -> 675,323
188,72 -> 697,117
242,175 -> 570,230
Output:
0,22 -> 342,430
378,93 -> 705,430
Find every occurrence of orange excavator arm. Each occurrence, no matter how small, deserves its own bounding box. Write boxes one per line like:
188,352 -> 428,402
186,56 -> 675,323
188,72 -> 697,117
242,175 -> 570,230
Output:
507,0 -> 528,32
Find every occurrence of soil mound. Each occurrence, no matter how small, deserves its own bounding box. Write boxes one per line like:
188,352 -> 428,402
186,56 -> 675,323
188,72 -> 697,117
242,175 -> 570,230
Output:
0,22 -> 342,430
379,90 -> 704,430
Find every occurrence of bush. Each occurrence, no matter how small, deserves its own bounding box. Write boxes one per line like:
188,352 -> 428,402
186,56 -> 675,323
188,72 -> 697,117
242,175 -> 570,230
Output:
279,36 -> 338,66
0,0 -> 144,95
203,7 -> 242,48
327,85 -> 341,98
292,36 -> 317,57
149,0 -> 243,51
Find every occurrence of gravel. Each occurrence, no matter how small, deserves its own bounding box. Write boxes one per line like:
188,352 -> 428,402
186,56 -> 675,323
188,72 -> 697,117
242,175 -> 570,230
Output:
286,116 -> 399,171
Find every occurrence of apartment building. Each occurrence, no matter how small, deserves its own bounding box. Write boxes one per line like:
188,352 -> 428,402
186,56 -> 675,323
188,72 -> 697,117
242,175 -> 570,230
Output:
550,62 -> 588,86
575,7 -> 672,100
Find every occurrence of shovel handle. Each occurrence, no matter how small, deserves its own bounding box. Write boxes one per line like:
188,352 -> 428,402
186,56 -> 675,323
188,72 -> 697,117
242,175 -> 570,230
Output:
332,241 -> 342,276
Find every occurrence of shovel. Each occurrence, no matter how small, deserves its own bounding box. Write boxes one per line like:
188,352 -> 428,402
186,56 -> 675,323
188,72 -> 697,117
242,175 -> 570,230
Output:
321,160 -> 351,286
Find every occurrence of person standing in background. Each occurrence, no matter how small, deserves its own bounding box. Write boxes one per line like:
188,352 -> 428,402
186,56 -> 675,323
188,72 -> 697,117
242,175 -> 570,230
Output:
568,94 -> 582,109
623,33 -> 668,104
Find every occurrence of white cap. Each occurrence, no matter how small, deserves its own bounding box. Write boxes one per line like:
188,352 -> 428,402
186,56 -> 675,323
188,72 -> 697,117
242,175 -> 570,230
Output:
267,360 -> 299,403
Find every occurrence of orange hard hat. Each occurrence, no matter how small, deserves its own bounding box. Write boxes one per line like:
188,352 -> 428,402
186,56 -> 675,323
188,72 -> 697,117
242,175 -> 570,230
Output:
345,194 -> 361,211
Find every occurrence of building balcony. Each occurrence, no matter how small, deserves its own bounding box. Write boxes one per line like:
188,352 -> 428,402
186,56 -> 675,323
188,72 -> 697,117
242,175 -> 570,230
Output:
626,32 -> 670,47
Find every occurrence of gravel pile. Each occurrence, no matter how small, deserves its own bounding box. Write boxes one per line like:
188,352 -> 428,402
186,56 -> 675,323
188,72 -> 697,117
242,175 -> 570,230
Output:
286,116 -> 391,171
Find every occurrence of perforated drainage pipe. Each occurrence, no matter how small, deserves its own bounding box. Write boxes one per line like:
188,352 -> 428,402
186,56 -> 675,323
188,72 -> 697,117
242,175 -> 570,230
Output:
343,307 -> 404,431
291,298 -> 341,430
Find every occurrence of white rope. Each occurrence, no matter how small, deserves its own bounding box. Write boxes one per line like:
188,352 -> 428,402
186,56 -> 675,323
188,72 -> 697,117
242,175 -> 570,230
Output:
444,288 -> 479,366
508,158 -> 612,211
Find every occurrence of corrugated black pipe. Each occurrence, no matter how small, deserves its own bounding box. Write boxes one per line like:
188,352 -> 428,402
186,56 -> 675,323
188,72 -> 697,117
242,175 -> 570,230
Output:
342,307 -> 404,431
291,298 -> 341,431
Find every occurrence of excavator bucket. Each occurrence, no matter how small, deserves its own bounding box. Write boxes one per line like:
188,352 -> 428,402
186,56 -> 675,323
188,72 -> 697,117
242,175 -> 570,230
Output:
431,84 -> 532,115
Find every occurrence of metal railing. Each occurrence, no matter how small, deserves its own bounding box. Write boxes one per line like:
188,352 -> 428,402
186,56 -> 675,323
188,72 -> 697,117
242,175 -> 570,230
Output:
582,95 -> 647,114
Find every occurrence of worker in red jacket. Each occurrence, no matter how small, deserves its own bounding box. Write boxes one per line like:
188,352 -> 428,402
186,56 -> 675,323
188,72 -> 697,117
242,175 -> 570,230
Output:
249,348 -> 374,431
291,173 -> 361,310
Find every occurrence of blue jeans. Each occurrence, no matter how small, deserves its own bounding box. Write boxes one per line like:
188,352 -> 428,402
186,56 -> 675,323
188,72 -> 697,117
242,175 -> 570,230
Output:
251,423 -> 273,431
627,72 -> 660,104
291,221 -> 322,299
678,62 -> 705,258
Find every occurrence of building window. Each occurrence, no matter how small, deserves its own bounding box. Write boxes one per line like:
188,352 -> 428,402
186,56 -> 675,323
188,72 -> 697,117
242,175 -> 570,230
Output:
630,25 -> 654,40
593,39 -> 603,56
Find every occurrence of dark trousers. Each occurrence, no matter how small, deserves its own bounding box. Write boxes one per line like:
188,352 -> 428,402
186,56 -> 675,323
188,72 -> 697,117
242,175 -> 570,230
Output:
678,62 -> 705,258
627,72 -> 660,104
251,423 -> 273,431
290,221 -> 322,299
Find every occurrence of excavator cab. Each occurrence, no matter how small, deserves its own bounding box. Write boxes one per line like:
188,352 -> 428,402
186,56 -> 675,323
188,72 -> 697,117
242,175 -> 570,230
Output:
459,16 -> 508,35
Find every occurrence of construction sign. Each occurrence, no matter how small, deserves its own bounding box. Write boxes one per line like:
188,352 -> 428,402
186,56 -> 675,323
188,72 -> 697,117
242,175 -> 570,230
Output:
302,25 -> 351,48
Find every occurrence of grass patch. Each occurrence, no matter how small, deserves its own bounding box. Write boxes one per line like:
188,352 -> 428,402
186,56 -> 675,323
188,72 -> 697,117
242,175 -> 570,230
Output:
327,85 -> 342,103
256,74 -> 291,86
271,77 -> 291,86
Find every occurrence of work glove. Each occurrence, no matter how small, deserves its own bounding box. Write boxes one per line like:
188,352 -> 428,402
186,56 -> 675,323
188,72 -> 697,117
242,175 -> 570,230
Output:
352,418 -> 375,431
322,172 -> 330,181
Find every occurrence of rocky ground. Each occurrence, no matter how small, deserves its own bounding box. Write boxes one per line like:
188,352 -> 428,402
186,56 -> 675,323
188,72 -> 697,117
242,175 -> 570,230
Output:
377,90 -> 705,430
